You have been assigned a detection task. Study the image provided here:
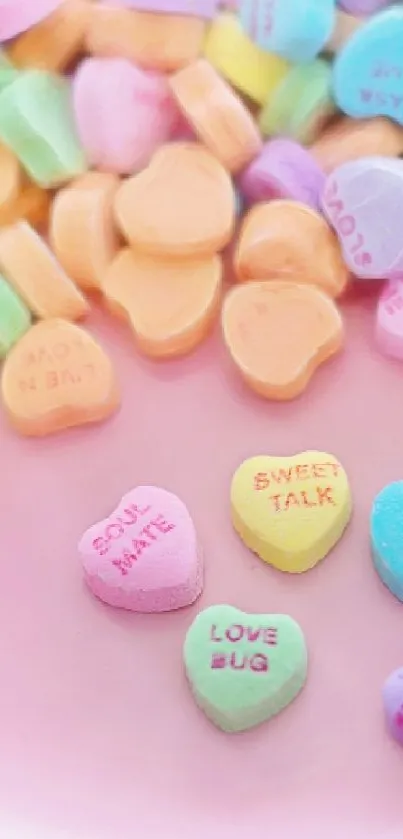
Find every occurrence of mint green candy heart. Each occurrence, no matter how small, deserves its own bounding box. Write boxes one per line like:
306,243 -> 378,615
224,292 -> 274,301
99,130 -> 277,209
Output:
184,605 -> 308,732
0,70 -> 87,187
0,273 -> 31,358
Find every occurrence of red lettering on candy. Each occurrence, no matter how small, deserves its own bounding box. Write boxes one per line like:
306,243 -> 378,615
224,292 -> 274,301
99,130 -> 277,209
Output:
254,472 -> 270,490
317,486 -> 335,506
211,653 -> 227,669
360,89 -> 373,103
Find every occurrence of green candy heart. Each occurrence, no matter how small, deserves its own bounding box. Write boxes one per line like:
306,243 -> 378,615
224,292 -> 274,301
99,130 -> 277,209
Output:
0,52 -> 18,93
0,70 -> 87,188
184,605 -> 308,733
0,273 -> 31,358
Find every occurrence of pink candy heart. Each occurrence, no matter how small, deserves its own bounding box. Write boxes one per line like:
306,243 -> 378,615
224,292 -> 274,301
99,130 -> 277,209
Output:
79,486 -> 203,612
115,0 -> 218,18
0,0 -> 63,41
73,57 -> 178,175
376,280 -> 403,360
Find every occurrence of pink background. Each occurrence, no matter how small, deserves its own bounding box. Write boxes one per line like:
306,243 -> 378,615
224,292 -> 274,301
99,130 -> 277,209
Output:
1,287 -> 403,839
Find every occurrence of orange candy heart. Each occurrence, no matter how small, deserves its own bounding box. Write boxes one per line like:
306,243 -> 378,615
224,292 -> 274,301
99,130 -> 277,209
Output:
7,0 -> 92,72
235,201 -> 349,298
50,172 -> 120,292
170,59 -> 262,173
1,319 -> 120,436
222,281 -> 344,400
102,248 -> 222,358
114,143 -> 235,258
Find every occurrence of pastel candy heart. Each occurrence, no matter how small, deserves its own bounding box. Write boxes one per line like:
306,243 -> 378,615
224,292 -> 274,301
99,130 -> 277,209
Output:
371,481 -> 403,601
235,201 -> 349,298
0,0 -> 63,42
50,172 -> 120,292
103,249 -> 222,358
0,272 -> 31,357
0,49 -> 18,90
322,157 -> 403,279
8,0 -> 92,73
231,452 -> 352,572
0,70 -> 87,187
338,0 -> 390,13
239,139 -> 325,211
383,668 -> 403,745
114,143 -> 235,257
1,318 -> 120,436
375,280 -> 403,361
239,0 -> 335,63
73,57 -> 177,175
116,0 -> 217,19
86,5 -> 205,73
259,60 -> 335,145
0,222 -> 88,320
184,605 -> 308,732
310,117 -> 403,173
222,281 -> 344,399
204,12 -> 289,106
333,8 -> 403,124
79,486 -> 203,612
170,59 -> 262,173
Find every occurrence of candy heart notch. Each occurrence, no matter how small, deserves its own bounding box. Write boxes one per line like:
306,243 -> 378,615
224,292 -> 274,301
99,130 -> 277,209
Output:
79,486 -> 203,612
383,667 -> 403,746
184,604 -> 308,732
1,319 -> 120,436
376,280 -> 403,361
114,142 -> 235,257
231,452 -> 352,572
371,481 -> 403,601
322,157 -> 403,280
333,8 -> 403,124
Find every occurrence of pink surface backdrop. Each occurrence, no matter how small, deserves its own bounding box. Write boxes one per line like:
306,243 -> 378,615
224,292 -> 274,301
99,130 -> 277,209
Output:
1,288 -> 403,839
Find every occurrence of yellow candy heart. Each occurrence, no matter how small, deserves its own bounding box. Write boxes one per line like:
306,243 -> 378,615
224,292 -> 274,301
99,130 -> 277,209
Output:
231,451 -> 352,573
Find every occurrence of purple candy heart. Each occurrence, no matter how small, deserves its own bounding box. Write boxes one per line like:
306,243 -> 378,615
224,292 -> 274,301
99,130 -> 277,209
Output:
111,0 -> 217,18
337,0 -> 390,14
383,667 -> 403,745
239,139 -> 325,211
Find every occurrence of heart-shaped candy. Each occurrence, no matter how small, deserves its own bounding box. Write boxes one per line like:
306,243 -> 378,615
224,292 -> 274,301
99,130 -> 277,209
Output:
103,249 -> 222,358
114,142 -> 235,258
239,0 -> 335,63
79,486 -> 203,612
8,0 -> 92,73
231,452 -> 352,572
1,319 -> 120,436
235,201 -> 348,297
376,280 -> 403,360
222,282 -> 344,400
383,667 -> 403,745
184,604 -> 308,732
322,157 -> 403,279
0,0 -> 63,42
239,139 -> 325,211
311,117 -> 403,174
333,8 -> 403,124
371,481 -> 403,601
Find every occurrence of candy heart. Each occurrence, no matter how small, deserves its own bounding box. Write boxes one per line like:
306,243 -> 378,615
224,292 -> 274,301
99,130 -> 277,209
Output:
184,604 -> 308,732
170,59 -> 262,174
383,667 -> 403,745
333,8 -> 403,124
0,0 -> 63,42
231,452 -> 351,572
222,282 -> 344,400
235,201 -> 348,297
103,248 -> 222,358
79,485 -> 203,612
0,70 -> 87,187
310,117 -> 403,174
338,0 -> 391,14
371,481 -> 403,601
259,60 -> 335,145
239,139 -> 325,211
86,5 -> 206,73
117,0 -> 217,18
239,0 -> 335,63
73,57 -> 178,175
114,143 -> 235,258
8,0 -> 92,73
375,280 -> 403,361
0,271 -> 31,357
322,157 -> 403,279
1,319 -> 120,436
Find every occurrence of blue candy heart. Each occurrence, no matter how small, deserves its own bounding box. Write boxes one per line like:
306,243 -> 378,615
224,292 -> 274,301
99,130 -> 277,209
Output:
333,8 -> 403,124
371,481 -> 403,601
238,0 -> 335,63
